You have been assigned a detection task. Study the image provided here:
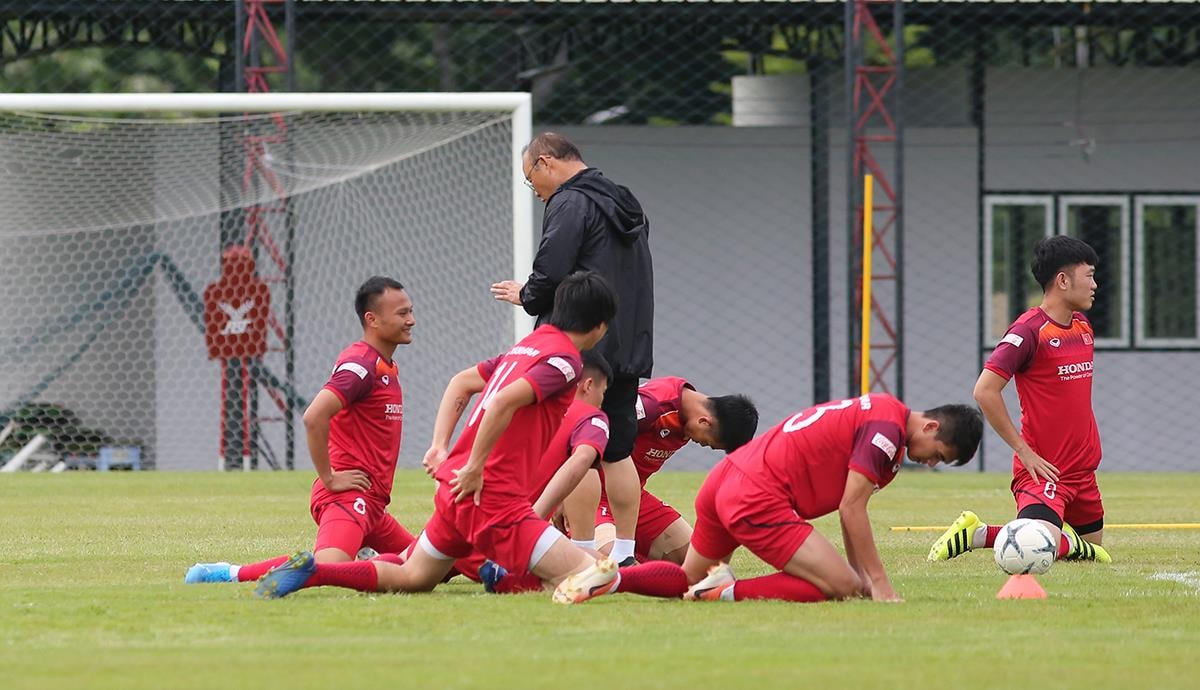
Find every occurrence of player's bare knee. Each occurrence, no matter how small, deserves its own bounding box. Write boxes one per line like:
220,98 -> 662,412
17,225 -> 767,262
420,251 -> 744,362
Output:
313,548 -> 353,563
824,571 -> 863,600
658,544 -> 688,565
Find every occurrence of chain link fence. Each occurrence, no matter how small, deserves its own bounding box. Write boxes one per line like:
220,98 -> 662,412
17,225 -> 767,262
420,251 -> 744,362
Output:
3,0 -> 1198,472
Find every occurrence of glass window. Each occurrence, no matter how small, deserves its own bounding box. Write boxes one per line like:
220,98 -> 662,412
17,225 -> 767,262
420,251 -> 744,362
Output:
985,197 -> 1050,342
1136,198 -> 1199,346
1060,196 -> 1130,346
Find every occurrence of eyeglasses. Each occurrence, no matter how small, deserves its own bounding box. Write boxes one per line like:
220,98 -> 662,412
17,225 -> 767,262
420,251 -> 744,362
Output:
522,156 -> 543,190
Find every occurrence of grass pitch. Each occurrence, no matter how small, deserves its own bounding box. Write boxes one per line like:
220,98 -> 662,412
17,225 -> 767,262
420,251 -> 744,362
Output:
1,470 -> 1197,690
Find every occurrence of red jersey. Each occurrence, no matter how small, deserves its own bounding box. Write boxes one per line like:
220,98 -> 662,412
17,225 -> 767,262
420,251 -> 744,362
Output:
311,341 -> 404,507
984,307 -> 1102,474
434,325 -> 583,499
627,376 -> 692,485
527,399 -> 609,501
725,394 -> 910,519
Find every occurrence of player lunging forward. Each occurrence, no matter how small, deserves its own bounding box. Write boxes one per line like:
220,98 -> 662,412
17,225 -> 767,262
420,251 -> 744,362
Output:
677,395 -> 982,603
186,277 -> 418,584
928,236 -> 1112,565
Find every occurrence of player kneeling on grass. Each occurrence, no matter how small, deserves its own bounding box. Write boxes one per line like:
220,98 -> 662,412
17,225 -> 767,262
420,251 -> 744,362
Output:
927,236 -> 1112,567
679,395 -> 982,603
255,272 -> 689,604
561,376 -> 758,566
186,277 -> 418,585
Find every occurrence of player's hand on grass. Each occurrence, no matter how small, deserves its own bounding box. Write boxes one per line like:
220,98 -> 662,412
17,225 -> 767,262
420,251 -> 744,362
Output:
323,469 -> 371,493
450,464 -> 484,505
422,447 -> 448,476
490,280 -> 523,306
870,583 -> 903,603
1017,447 -> 1060,484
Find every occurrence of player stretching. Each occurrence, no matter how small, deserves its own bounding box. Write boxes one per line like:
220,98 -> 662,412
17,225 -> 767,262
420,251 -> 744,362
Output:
563,376 -> 758,565
255,272 -> 688,604
451,349 -> 613,585
677,395 -> 982,603
928,236 -> 1112,565
185,277 -> 417,584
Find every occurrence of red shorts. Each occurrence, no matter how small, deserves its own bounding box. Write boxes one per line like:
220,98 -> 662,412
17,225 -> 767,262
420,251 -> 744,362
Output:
310,492 -> 415,557
596,489 -> 683,560
1012,470 -> 1104,528
690,458 -> 813,570
421,483 -> 554,574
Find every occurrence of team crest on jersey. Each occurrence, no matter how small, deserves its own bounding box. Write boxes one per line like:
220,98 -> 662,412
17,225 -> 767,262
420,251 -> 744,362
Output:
1082,332 -> 1094,345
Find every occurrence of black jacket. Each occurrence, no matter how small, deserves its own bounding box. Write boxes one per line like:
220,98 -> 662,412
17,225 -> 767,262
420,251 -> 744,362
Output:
519,168 -> 654,378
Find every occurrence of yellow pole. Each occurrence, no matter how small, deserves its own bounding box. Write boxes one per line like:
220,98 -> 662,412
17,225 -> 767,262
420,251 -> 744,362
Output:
891,524 -> 1200,532
860,174 -> 873,395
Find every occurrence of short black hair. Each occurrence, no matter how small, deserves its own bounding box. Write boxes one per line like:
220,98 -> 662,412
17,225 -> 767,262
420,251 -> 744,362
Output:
523,132 -> 584,162
581,350 -> 613,384
545,271 -> 617,334
355,276 -> 406,326
1031,236 -> 1099,290
924,404 -> 984,466
705,394 -> 760,452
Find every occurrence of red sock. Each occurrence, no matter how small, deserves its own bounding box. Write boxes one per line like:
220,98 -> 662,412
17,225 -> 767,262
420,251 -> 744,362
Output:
983,525 -> 1002,548
733,572 -> 826,602
372,553 -> 406,566
494,572 -> 544,594
613,561 -> 688,598
303,561 -> 379,592
1057,533 -> 1071,559
236,555 -> 290,582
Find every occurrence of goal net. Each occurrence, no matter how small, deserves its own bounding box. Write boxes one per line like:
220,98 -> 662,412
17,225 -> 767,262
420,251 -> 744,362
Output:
0,93 -> 532,471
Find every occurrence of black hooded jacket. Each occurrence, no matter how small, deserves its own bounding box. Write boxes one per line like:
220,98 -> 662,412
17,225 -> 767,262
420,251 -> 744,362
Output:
519,168 -> 654,378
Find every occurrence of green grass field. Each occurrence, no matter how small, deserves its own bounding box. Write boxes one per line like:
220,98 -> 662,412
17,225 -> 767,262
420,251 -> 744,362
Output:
2,470 -> 1197,690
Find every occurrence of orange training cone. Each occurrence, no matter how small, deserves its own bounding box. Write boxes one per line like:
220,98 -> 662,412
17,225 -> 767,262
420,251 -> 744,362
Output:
996,574 -> 1047,600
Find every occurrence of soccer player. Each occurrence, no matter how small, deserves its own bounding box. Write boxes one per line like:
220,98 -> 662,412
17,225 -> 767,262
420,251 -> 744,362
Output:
491,133 -> 654,569
185,276 -> 417,584
255,272 -> 687,603
928,236 -> 1112,565
562,376 -> 758,565
452,349 -> 612,584
676,395 -> 983,603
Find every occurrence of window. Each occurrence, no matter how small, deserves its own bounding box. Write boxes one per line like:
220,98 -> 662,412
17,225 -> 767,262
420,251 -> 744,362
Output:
984,197 -> 1051,343
1135,197 -> 1200,347
985,193 -> 1200,351
1060,196 -> 1130,347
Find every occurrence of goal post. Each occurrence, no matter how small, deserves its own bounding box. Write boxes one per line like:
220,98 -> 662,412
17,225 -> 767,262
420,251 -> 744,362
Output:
0,92 -> 534,471
0,91 -> 535,343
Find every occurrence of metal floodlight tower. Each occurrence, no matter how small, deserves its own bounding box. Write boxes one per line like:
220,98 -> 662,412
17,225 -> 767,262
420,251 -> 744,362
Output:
845,0 -> 905,398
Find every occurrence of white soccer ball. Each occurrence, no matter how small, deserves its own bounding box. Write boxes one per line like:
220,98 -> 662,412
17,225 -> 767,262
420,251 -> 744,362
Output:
993,518 -> 1057,575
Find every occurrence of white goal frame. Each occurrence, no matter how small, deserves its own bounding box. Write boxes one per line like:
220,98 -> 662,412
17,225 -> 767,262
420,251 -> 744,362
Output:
0,91 -> 535,341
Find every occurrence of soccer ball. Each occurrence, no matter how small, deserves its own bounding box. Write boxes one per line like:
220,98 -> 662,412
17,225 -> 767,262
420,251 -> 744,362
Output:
993,518 -> 1057,575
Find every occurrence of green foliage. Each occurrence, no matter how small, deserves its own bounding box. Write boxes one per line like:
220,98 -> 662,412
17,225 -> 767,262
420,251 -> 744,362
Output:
0,403 -> 113,457
0,471 -> 1196,690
